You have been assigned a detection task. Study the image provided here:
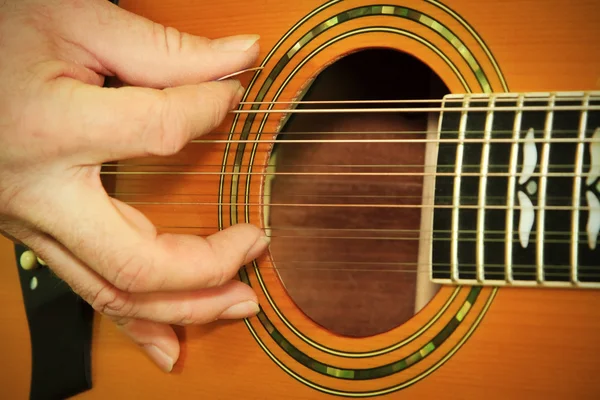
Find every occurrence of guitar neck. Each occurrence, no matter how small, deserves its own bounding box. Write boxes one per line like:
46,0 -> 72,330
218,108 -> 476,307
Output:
427,91 -> 600,288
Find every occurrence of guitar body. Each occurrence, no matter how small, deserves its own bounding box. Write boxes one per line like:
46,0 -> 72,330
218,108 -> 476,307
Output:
1,0 -> 600,398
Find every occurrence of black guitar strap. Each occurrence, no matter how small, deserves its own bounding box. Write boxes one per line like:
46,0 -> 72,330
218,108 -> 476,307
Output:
14,245 -> 94,400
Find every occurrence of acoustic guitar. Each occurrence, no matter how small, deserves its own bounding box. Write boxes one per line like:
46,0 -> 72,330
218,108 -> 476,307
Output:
1,0 -> 599,398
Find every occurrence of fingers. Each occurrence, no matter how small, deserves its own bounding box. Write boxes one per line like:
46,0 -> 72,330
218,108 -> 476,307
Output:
5,217 -> 261,325
33,230 -> 261,324
2,218 -> 261,373
56,0 -> 260,87
45,77 -> 242,162
27,180 -> 269,293
113,318 -> 179,373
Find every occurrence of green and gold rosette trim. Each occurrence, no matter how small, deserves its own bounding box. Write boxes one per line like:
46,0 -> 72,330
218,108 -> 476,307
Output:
218,1 -> 506,396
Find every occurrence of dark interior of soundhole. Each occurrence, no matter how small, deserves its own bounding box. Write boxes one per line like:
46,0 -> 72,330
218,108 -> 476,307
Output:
266,49 -> 449,337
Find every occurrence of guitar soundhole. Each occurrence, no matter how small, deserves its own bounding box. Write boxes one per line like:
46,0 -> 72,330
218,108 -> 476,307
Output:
265,49 -> 449,337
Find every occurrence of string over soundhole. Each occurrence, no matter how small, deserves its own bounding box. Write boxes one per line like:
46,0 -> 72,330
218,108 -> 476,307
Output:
265,49 -> 447,337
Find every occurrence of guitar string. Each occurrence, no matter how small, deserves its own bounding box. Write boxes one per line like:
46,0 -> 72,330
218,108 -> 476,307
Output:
116,201 -> 596,211
100,171 -> 591,178
111,191 -> 586,196
137,192 -> 598,278
110,193 -> 587,204
102,73 -> 600,275
183,257 -> 591,268
153,225 -> 589,236
140,137 -> 600,277
152,225 -> 590,236
239,267 -> 600,279
147,233 -> 588,244
228,267 -> 600,280
108,200 -> 600,275
197,127 -> 592,133
229,260 -> 599,279
148,227 -> 592,243
102,126 -> 598,169
229,106 -> 600,115
173,128 -> 594,137
228,105 -> 600,114
153,221 -> 598,276
101,102 -> 599,272
216,69 -> 594,105
107,192 -> 591,204
104,167 -> 592,175
151,230 -> 591,240
182,138 -> 600,144
101,171 -> 598,178
105,163 -> 591,169
235,97 -> 599,105
242,261 -> 596,274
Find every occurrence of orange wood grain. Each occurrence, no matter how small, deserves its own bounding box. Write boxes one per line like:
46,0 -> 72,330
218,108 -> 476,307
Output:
1,0 -> 600,399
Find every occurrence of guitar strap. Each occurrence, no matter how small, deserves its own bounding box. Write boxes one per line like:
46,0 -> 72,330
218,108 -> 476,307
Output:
15,244 -> 94,400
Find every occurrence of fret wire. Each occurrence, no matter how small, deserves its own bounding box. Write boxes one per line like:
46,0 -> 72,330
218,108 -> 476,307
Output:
571,94 -> 589,283
505,95 -> 524,283
451,97 -> 469,282
536,94 -> 555,282
477,96 -> 495,282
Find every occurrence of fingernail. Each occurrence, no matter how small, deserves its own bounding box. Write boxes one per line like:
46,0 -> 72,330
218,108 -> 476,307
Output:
230,82 -> 245,109
144,344 -> 174,373
245,234 -> 270,261
211,34 -> 260,52
261,235 -> 271,246
219,300 -> 260,319
253,234 -> 270,248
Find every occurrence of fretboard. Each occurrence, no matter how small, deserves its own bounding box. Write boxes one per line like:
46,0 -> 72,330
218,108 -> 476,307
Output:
429,91 -> 600,288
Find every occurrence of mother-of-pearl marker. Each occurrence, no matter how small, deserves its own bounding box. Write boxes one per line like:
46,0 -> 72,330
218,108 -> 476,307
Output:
516,127 -> 538,248
586,191 -> 599,250
519,128 -> 537,185
518,191 -> 535,248
585,127 -> 600,250
586,127 -> 600,186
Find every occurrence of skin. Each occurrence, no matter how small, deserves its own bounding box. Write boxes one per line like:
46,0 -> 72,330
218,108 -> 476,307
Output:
0,0 -> 269,373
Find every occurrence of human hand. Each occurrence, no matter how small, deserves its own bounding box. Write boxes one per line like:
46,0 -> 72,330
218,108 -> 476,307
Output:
0,0 -> 268,372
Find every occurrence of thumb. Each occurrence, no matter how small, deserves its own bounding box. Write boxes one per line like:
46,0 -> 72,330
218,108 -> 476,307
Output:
58,0 -> 260,87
